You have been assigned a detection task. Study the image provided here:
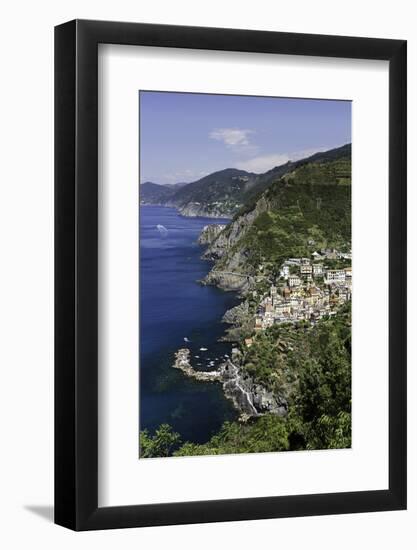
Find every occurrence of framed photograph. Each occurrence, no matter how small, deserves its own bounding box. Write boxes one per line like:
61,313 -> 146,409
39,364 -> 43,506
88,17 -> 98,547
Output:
55,20 -> 406,530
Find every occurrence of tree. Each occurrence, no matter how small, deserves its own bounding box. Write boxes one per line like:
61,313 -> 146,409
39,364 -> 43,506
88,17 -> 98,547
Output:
140,424 -> 182,458
289,305 -> 352,450
305,411 -> 351,450
174,415 -> 289,457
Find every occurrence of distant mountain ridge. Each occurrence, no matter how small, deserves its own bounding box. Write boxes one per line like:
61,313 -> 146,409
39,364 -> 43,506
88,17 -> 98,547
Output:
140,182 -> 177,204
140,143 -> 351,218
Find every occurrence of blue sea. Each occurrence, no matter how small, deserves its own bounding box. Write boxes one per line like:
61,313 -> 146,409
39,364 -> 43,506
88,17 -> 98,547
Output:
140,205 -> 239,444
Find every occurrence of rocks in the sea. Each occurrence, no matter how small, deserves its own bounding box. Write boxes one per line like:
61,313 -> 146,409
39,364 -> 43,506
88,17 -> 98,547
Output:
173,349 -> 221,381
197,224 -> 227,245
172,347 -> 287,420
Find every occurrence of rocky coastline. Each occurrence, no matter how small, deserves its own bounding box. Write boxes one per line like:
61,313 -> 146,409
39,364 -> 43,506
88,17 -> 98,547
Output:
173,348 -> 287,420
220,301 -> 255,342
177,202 -> 232,218
173,349 -> 221,382
197,224 -> 227,245
140,201 -> 234,219
198,200 -> 271,291
159,201 -> 235,219
173,222 -> 287,421
202,196 -> 269,261
197,243 -> 255,345
202,270 -> 251,292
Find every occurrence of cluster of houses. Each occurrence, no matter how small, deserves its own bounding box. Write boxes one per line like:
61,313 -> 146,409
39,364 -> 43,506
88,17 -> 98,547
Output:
250,249 -> 352,335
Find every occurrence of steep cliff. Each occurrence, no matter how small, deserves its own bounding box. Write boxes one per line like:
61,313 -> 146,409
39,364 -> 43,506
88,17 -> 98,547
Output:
172,348 -> 287,419
198,224 -> 227,245
176,203 -> 230,218
202,150 -> 351,290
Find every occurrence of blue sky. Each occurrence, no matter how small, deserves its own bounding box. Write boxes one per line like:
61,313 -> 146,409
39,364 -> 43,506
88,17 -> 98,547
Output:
140,91 -> 351,185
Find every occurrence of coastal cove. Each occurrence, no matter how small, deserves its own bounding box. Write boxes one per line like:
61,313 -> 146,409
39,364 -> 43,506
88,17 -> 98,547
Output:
139,205 -> 239,445
139,144 -> 352,458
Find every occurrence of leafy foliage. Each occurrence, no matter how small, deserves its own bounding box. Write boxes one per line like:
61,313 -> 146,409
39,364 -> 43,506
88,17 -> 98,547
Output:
139,423 -> 182,458
235,143 -> 351,217
139,146 -> 352,458
174,415 -> 289,456
141,305 -> 351,458
238,180 -> 351,272
283,158 -> 351,186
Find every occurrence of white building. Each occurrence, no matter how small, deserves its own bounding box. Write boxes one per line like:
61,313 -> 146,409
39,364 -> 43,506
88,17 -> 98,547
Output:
275,303 -> 291,316
280,265 -> 290,279
300,264 -> 313,276
288,275 -> 301,287
326,269 -> 346,283
313,263 -> 324,276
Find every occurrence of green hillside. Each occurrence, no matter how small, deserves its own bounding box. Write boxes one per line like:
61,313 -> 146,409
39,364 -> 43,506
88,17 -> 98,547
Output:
141,304 -> 351,457
236,144 -> 351,216
211,149 -> 351,277
169,168 -> 255,215
237,180 -> 351,271
139,181 -> 177,204
139,146 -> 352,458
143,144 -> 351,218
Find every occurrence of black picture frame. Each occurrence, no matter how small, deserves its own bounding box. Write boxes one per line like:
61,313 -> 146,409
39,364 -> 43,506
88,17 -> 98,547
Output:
55,19 -> 407,531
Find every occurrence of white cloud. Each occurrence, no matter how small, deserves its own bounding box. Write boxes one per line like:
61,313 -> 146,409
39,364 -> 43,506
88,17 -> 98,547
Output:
209,128 -> 257,153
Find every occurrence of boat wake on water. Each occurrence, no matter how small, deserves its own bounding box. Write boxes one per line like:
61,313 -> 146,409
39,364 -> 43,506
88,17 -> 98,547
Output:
156,224 -> 168,237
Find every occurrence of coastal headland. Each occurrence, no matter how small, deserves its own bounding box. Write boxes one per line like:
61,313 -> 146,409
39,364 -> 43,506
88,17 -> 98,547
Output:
173,348 -> 287,420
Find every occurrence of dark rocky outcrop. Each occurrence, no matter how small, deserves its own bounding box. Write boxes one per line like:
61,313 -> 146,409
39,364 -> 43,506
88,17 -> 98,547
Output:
173,349 -> 221,381
172,348 -> 287,420
203,196 -> 269,261
175,202 -> 230,218
203,270 -> 251,292
197,224 -> 227,245
222,301 -> 250,324
221,360 -> 287,419
200,196 -> 271,292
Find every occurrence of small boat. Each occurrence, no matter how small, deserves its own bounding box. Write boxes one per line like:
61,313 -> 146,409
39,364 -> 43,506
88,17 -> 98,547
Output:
194,355 -> 200,359
200,347 -> 208,351
184,337 -> 191,343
